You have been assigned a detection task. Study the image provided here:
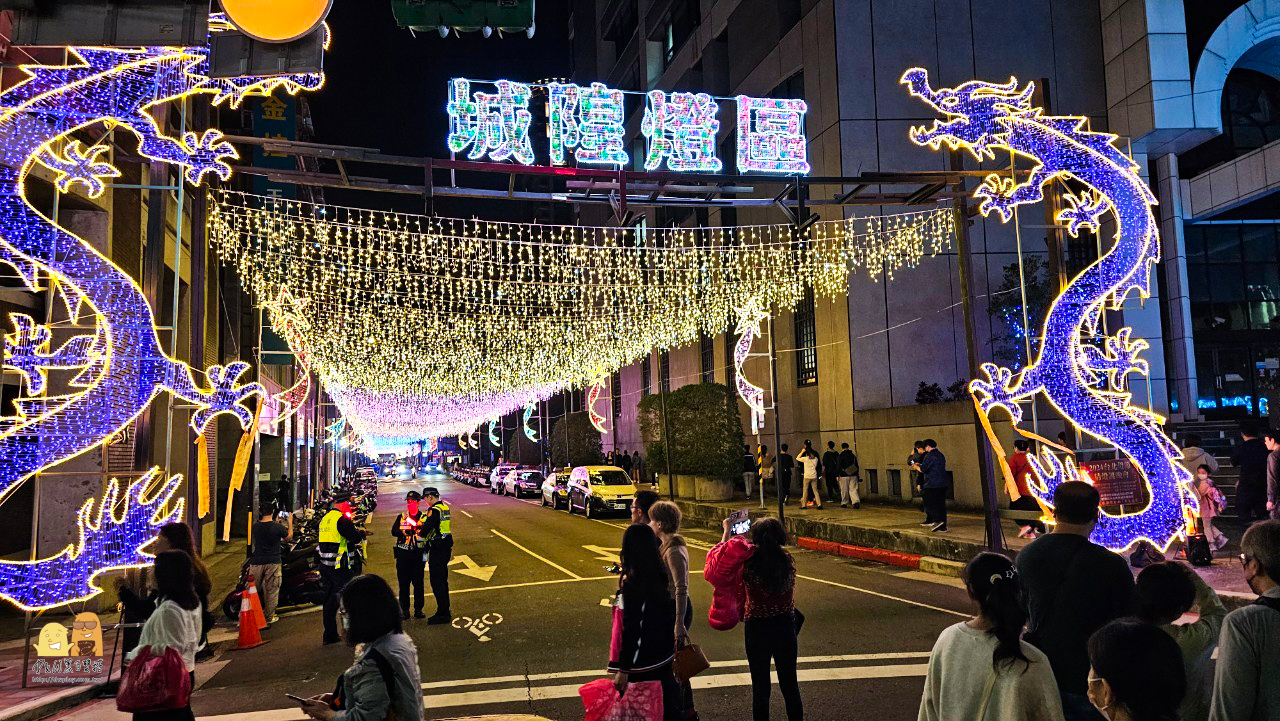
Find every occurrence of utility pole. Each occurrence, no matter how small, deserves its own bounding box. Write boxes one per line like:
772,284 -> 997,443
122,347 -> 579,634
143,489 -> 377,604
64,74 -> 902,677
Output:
951,151 -> 1005,552
768,310 -> 784,526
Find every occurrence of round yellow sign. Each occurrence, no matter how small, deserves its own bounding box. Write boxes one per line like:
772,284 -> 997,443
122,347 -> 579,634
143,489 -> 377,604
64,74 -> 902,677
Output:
220,0 -> 333,43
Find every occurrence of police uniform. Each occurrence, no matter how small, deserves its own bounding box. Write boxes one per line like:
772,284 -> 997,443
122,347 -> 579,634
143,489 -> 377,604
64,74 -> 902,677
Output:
420,487 -> 453,624
392,491 -> 427,619
316,495 -> 365,644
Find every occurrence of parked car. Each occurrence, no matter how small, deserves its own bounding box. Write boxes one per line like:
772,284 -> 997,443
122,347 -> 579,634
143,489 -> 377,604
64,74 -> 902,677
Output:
566,465 -> 636,518
502,469 -> 545,498
489,463 -> 519,492
541,468 -> 571,509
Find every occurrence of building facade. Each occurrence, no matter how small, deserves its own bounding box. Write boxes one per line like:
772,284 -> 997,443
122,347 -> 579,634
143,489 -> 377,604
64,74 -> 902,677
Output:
568,0 -> 1280,504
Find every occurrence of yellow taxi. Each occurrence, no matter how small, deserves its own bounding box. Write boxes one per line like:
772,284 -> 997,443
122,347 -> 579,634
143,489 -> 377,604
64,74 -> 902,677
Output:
566,465 -> 639,518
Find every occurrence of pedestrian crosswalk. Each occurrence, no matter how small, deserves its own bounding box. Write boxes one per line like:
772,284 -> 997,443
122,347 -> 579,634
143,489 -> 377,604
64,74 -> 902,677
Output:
179,653 -> 930,721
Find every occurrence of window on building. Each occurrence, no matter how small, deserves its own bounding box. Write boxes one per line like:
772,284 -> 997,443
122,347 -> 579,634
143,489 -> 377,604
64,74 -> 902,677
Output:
794,287 -> 817,386
660,350 -> 671,393
641,353 -> 652,396
612,373 -> 622,419
604,0 -> 638,43
662,0 -> 699,66
770,71 -> 804,102
699,334 -> 714,383
866,469 -> 878,495
888,469 -> 901,497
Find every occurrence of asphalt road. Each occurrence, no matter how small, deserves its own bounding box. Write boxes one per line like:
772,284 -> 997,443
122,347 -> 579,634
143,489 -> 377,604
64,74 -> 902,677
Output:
61,466 -> 975,721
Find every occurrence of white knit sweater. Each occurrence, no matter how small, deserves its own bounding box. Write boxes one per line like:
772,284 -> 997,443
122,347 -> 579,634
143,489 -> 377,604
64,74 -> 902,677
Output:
918,622 -> 1065,721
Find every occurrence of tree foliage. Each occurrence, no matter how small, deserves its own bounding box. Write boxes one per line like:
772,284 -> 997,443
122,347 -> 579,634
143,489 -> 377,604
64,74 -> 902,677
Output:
549,412 -> 604,468
987,255 -> 1053,368
504,428 -> 541,466
637,382 -> 743,481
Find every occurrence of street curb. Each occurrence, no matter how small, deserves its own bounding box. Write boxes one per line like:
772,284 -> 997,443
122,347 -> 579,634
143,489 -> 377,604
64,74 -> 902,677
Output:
672,498 -> 985,562
0,675 -> 115,721
919,556 -> 966,578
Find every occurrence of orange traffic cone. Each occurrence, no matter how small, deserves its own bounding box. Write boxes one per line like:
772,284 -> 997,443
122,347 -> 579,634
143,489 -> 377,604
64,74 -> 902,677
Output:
233,593 -> 265,650
245,576 -> 268,630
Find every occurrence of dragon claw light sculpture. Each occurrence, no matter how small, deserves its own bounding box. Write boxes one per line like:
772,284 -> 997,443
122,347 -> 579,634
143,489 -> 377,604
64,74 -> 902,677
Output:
0,18 -> 326,610
903,67 -> 1193,552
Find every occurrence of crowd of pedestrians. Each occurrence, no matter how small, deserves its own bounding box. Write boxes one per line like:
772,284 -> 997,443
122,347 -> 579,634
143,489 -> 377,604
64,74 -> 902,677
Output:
917,478 -> 1280,721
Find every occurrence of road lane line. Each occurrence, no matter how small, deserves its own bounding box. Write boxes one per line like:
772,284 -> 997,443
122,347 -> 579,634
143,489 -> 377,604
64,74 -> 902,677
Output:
191,661 -> 932,720
490,528 -> 583,579
276,575 -> 618,617
423,663 -> 929,710
456,508 -> 474,518
797,574 -> 968,618
418,652 -> 933,689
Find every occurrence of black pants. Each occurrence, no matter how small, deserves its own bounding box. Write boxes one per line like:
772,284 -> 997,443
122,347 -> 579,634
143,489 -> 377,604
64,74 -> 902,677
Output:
745,614 -> 802,721
319,564 -> 353,642
427,538 -> 453,617
922,487 -> 947,526
628,663 -> 682,721
823,474 -> 839,500
395,553 -> 425,615
1237,480 -> 1268,522
1010,495 -> 1045,533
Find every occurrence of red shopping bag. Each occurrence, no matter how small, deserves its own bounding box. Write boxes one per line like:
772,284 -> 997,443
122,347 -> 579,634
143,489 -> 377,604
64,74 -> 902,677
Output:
116,646 -> 191,712
609,605 -> 623,662
580,678 -> 664,721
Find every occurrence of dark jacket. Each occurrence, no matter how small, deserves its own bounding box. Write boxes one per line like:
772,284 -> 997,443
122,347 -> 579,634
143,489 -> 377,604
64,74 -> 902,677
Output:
838,449 -> 859,477
919,449 -> 949,489
778,452 -> 795,478
1231,438 -> 1269,487
391,512 -> 426,560
821,450 -> 840,479
607,578 -> 676,674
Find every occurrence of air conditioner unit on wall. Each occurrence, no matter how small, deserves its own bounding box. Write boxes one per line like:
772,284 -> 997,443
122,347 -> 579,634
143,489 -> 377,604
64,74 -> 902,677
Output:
3,1 -> 209,47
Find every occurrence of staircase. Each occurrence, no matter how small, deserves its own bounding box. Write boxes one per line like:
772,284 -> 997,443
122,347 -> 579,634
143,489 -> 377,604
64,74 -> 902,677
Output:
1169,420 -> 1244,521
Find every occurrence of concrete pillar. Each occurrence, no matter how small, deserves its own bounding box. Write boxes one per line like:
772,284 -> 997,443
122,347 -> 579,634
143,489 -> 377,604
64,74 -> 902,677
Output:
1152,153 -> 1200,420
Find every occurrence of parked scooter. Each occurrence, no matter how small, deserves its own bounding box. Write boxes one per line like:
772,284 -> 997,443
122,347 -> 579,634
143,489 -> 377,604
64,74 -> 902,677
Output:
221,537 -> 326,620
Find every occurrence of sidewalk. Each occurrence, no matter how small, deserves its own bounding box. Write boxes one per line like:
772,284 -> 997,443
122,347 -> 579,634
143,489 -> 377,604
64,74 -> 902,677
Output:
0,541 -> 247,721
672,494 -> 1255,602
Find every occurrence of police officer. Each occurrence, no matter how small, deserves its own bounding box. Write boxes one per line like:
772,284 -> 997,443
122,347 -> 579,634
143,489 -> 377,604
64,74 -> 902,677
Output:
316,491 -> 367,644
391,490 -> 427,619
419,487 -> 453,624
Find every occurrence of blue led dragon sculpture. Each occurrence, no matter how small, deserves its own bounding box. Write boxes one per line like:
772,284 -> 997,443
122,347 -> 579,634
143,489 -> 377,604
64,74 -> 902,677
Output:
902,68 -> 1192,552
0,20 -> 325,609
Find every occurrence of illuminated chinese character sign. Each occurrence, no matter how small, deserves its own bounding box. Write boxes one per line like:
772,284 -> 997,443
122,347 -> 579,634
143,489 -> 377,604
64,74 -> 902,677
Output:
445,78 -> 809,175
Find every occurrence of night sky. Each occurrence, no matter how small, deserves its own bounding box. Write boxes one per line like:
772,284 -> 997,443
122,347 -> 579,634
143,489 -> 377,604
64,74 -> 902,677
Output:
303,1 -> 572,216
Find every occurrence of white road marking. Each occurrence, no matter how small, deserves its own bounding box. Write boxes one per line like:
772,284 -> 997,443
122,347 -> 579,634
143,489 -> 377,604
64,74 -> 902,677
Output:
192,661 -> 930,720
582,544 -> 620,563
456,508 -> 474,518
417,652 -> 933,690
490,528 -> 583,579
797,574 -> 968,618
448,554 -> 497,582
273,575 -> 619,617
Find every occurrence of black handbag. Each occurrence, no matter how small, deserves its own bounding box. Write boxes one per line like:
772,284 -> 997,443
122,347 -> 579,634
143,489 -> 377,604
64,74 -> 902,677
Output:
1186,533 -> 1213,567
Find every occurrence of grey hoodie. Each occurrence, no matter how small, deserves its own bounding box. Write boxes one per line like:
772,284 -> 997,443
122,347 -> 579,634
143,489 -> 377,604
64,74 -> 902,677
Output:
335,632 -> 423,721
1180,446 -> 1219,475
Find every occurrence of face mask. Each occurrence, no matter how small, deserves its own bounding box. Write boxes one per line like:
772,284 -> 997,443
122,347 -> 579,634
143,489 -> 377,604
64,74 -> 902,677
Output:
341,614 -> 350,632
1198,473 -> 1209,481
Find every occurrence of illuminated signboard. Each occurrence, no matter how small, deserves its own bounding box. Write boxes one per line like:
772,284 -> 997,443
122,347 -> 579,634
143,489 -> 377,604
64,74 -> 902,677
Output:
446,78 -> 810,174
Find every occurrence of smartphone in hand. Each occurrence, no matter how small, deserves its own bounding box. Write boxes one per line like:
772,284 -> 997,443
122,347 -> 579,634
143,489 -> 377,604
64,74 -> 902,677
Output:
284,693 -> 309,705
728,509 -> 750,536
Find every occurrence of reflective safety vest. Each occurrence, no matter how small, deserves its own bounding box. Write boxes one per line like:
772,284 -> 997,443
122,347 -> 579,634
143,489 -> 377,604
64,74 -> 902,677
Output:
427,501 -> 452,541
395,513 -> 426,551
317,509 -> 349,568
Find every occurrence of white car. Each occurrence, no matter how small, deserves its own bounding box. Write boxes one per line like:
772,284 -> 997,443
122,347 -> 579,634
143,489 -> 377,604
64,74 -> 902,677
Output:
502,469 -> 545,498
488,463 -> 519,492
540,468 -> 571,509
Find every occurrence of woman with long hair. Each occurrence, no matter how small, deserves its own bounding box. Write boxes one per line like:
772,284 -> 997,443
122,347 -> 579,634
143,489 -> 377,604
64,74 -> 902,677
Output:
740,517 -> 802,721
918,552 -> 1063,721
650,500 -> 698,720
608,523 -> 680,721
127,550 -> 203,721
297,574 -> 423,721
118,522 -> 213,655
1087,619 -> 1185,721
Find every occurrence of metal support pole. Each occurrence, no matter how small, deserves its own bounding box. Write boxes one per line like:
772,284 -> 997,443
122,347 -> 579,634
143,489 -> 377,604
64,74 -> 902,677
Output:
164,100 -> 187,483
769,309 -> 784,525
250,305 -> 262,549
657,351 -> 674,496
951,151 -> 1005,552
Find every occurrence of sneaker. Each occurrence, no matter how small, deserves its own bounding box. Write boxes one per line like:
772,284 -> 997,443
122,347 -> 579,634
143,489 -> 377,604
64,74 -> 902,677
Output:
1017,526 -> 1033,539
427,614 -> 450,625
931,522 -> 949,533
269,614 -> 280,624
841,503 -> 849,508
853,503 -> 860,510
815,505 -> 824,510
919,522 -> 934,527
414,610 -> 426,619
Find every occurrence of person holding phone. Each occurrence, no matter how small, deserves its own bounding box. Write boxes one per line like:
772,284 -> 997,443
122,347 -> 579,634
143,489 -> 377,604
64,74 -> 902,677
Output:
250,505 -> 292,625
294,574 -> 423,721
